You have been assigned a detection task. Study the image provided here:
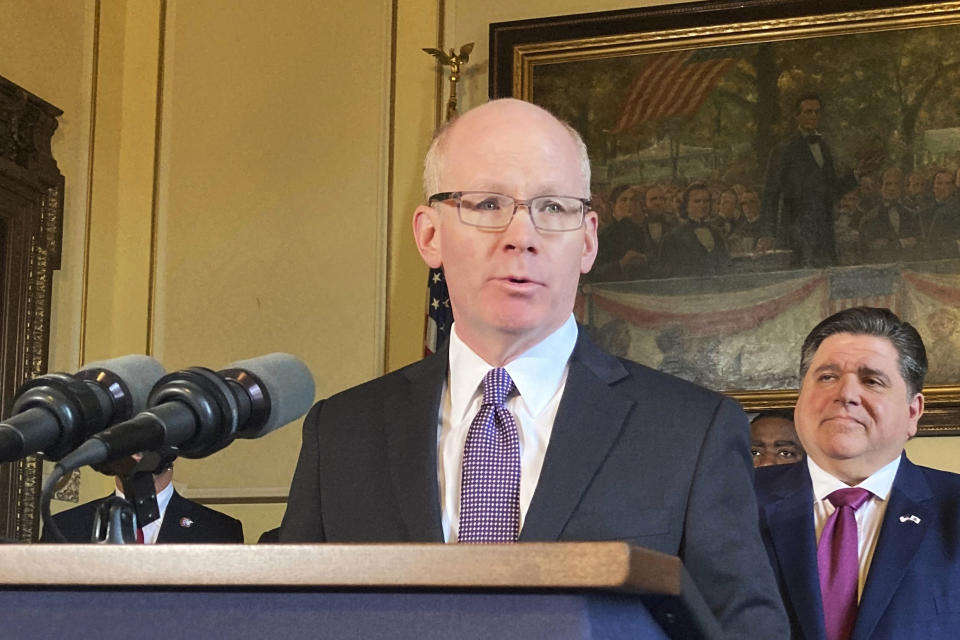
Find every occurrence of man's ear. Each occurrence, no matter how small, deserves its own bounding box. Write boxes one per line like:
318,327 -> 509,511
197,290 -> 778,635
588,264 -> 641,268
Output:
413,204 -> 443,269
580,210 -> 599,274
906,392 -> 924,439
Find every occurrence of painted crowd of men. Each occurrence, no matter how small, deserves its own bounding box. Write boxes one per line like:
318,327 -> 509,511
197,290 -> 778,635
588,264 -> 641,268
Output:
592,181 -> 772,280
593,93 -> 960,281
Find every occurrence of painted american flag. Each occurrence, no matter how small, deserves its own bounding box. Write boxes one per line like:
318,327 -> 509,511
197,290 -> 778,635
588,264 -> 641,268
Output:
611,49 -> 737,134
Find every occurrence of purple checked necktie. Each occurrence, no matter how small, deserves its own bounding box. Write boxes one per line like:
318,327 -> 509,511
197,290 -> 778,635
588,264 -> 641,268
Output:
458,368 -> 521,543
818,487 -> 872,640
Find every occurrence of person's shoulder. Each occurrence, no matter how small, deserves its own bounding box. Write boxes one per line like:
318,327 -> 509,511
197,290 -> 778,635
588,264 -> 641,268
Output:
167,492 -> 243,542
579,337 -> 731,409
901,460 -> 960,524
50,496 -> 107,522
323,351 -> 444,407
908,459 -> 960,488
771,131 -> 803,153
172,493 -> 242,527
41,496 -> 109,542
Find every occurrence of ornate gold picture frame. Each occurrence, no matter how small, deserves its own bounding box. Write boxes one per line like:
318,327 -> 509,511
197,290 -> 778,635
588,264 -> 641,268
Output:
0,75 -> 64,540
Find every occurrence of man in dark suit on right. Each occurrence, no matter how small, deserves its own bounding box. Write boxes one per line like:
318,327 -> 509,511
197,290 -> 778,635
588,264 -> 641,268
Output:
756,306 -> 960,640
761,92 -> 857,267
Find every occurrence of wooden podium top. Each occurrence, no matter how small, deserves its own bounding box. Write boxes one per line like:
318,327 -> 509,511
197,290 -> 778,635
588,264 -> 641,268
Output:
2,541 -> 682,594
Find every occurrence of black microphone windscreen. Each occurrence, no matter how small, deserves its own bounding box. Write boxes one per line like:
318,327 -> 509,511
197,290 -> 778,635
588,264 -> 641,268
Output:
226,353 -> 315,438
79,355 -> 166,413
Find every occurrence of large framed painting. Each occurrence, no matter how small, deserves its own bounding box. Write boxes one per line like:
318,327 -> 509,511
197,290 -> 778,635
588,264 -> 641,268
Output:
491,0 -> 960,434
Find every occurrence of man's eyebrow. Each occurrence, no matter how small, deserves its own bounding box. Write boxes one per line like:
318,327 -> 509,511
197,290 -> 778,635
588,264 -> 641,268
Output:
858,366 -> 890,382
812,363 -> 840,374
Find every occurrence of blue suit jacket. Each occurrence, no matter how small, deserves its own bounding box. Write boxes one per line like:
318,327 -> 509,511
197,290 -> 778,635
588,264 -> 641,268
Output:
756,455 -> 960,639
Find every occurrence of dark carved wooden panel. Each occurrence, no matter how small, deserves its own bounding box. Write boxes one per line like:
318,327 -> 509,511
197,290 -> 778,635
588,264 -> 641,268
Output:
0,74 -> 64,542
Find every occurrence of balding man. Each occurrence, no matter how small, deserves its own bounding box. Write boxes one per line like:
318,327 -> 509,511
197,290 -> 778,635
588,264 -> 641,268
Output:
281,99 -> 787,637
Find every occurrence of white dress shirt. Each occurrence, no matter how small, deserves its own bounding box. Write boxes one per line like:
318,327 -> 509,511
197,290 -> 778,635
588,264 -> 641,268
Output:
809,455 -> 901,599
438,314 -> 578,543
115,481 -> 174,544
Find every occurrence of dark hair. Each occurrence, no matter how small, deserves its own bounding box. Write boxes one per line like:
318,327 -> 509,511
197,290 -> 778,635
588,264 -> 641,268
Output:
750,409 -> 795,425
609,184 -> 633,206
934,168 -> 954,183
681,182 -> 711,215
795,92 -> 821,113
798,307 -> 927,397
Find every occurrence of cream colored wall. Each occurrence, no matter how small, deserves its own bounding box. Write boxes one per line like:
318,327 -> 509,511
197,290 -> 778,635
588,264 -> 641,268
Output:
906,437 -> 960,474
385,0 -> 441,372
150,0 -> 396,539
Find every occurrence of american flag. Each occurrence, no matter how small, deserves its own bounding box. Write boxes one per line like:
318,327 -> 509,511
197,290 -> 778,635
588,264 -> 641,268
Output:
425,267 -> 453,354
611,49 -> 737,134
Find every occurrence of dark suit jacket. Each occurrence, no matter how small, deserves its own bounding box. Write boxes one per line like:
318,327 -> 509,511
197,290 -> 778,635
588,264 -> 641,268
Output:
281,328 -> 788,638
920,195 -> 960,258
658,220 -> 729,277
40,490 -> 244,543
756,455 -> 960,640
593,216 -> 656,281
761,131 -> 855,267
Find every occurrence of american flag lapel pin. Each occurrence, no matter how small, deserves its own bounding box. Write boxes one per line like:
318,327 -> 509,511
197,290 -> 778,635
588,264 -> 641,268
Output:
180,517 -> 194,528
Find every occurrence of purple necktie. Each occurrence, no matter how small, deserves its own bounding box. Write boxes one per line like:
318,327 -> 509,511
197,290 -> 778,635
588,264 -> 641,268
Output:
818,487 -> 872,640
458,368 -> 521,543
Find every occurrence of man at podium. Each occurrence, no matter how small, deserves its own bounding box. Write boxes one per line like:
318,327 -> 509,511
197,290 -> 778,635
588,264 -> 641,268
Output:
281,98 -> 788,637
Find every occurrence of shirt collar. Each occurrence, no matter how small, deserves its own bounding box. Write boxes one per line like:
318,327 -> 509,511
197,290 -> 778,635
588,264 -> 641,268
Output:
448,314 -> 578,423
808,454 -> 901,502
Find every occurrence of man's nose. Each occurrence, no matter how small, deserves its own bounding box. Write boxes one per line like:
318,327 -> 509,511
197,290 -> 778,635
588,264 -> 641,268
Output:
502,204 -> 540,253
834,375 -> 862,405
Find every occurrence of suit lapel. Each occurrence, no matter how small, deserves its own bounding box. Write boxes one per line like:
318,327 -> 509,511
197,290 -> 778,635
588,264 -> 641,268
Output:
384,348 -> 446,542
519,330 -> 634,541
157,491 -> 187,542
852,457 -> 932,640
763,464 -> 827,640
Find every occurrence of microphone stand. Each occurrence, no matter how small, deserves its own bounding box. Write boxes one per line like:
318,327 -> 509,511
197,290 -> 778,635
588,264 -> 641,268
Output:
89,453 -> 165,544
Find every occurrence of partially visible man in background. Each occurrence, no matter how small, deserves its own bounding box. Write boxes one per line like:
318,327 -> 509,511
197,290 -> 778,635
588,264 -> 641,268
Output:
751,410 -> 805,468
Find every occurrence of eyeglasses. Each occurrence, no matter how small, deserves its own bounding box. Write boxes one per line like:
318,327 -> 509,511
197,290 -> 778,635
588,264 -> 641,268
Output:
428,191 -> 589,232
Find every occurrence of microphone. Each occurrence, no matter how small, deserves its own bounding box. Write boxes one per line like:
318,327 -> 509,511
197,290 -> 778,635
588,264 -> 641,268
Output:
56,353 -> 315,470
0,355 -> 166,463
